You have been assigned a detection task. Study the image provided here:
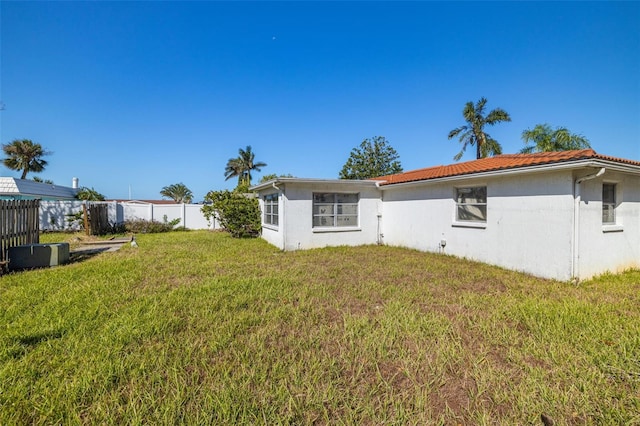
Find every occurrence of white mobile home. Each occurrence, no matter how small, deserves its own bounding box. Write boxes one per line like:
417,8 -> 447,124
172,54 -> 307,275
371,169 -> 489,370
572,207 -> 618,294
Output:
251,150 -> 640,281
0,177 -> 79,200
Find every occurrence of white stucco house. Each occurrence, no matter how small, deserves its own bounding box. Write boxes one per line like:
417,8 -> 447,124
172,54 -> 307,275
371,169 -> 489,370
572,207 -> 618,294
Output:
250,149 -> 640,281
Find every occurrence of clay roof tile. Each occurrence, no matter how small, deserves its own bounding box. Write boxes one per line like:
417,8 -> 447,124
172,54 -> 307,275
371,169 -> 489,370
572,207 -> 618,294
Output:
371,149 -> 639,186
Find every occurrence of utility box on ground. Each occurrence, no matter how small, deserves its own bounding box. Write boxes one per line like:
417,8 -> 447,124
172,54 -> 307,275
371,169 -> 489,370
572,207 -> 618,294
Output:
8,243 -> 70,271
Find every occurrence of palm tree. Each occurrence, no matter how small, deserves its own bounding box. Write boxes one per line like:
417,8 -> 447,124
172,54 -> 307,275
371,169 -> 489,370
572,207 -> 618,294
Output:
448,97 -> 511,161
160,183 -> 193,203
224,146 -> 267,187
76,187 -> 106,201
224,158 -> 244,186
2,139 -> 51,179
520,124 -> 591,154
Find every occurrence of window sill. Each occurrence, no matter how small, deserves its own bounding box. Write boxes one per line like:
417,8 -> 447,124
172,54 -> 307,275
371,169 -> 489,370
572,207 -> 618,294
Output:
263,224 -> 279,231
452,221 -> 486,229
602,224 -> 623,233
313,226 -> 361,233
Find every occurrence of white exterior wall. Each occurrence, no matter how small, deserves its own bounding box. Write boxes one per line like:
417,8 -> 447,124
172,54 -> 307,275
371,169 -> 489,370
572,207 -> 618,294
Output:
576,171 -> 640,278
254,165 -> 639,281
259,189 -> 285,250
258,182 -> 381,251
381,171 -> 576,280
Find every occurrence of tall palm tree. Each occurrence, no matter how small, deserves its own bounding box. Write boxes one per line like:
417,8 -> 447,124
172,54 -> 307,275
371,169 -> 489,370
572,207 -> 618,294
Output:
448,97 -> 511,161
224,146 -> 267,187
520,123 -> 591,153
160,183 -> 193,203
2,139 -> 51,179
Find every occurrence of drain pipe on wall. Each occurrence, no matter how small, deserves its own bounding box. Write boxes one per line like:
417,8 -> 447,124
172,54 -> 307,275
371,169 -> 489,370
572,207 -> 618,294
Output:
572,168 -> 606,280
374,180 -> 385,245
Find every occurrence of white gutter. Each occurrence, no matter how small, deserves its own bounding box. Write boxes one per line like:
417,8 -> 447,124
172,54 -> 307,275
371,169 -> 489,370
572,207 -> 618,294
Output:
250,178 -> 380,192
572,168 -> 606,280
373,180 -> 385,243
576,167 -> 606,184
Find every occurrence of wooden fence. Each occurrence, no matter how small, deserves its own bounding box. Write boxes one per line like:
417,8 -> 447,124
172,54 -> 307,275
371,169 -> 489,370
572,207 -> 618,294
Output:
0,199 -> 40,263
86,203 -> 111,236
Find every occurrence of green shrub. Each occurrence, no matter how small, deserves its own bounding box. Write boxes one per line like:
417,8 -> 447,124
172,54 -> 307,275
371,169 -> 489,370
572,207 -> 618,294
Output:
65,211 -> 84,229
125,216 -> 181,234
202,189 -> 261,238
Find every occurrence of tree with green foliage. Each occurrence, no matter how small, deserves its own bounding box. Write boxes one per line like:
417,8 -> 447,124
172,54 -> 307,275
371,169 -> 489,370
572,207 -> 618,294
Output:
76,187 -> 106,201
339,136 -> 403,179
32,176 -> 54,184
224,146 -> 267,187
520,123 -> 591,154
201,188 -> 261,238
448,97 -> 511,161
2,139 -> 51,179
160,182 -> 193,203
259,173 -> 295,184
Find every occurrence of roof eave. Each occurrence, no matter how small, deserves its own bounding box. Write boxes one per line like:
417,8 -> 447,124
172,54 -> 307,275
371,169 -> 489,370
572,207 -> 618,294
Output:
250,178 -> 380,191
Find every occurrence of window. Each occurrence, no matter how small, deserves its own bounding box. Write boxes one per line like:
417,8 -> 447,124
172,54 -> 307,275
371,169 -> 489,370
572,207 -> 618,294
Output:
455,186 -> 487,222
313,193 -> 358,227
602,183 -> 616,224
264,193 -> 278,226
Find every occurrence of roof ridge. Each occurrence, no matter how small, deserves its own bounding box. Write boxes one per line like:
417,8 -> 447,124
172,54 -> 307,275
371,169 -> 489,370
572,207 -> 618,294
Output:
495,149 -> 597,159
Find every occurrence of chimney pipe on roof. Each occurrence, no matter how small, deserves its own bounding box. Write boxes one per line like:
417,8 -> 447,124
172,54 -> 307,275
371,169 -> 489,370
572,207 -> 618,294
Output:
72,177 -> 79,189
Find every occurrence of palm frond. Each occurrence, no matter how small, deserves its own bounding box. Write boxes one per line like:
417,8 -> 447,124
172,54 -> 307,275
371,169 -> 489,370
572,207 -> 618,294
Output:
485,108 -> 511,125
448,126 -> 467,140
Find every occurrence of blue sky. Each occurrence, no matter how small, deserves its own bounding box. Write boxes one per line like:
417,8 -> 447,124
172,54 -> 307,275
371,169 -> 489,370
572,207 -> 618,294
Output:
1,1 -> 639,201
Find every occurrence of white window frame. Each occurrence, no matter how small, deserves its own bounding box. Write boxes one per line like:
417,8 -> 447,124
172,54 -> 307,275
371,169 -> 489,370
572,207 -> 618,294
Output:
602,182 -> 623,232
602,183 -> 616,224
263,193 -> 278,228
454,186 -> 487,226
312,193 -> 359,229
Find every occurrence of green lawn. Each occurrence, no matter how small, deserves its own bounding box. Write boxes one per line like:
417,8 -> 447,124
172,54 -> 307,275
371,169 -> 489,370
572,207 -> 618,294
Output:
1,231 -> 639,425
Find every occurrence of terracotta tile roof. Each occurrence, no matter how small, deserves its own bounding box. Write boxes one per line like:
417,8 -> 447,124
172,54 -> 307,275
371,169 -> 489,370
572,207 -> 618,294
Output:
371,149 -> 640,186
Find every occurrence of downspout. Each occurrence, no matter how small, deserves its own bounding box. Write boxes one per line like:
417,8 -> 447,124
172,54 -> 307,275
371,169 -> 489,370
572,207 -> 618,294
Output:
374,180 -> 385,245
272,182 -> 285,251
572,168 -> 605,280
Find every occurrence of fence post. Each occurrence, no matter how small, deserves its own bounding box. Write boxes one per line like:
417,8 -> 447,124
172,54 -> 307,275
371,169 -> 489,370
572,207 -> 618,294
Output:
0,199 -> 40,263
83,203 -> 90,236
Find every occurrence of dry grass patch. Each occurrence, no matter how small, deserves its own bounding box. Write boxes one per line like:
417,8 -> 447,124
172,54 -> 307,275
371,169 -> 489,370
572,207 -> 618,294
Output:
1,231 -> 639,424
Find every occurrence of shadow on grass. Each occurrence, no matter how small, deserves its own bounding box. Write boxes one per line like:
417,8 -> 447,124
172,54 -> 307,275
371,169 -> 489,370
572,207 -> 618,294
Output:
69,247 -> 111,264
5,330 -> 65,360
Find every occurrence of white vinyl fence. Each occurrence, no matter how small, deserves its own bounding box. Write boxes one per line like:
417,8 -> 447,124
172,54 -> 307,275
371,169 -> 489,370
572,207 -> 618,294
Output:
39,201 -> 219,231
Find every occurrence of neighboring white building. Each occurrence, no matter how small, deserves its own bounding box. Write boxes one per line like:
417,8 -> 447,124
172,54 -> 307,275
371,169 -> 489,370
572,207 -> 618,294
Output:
0,177 -> 79,200
251,149 -> 640,281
